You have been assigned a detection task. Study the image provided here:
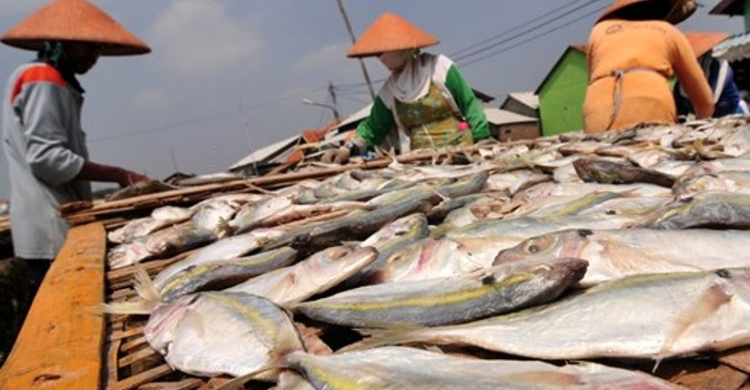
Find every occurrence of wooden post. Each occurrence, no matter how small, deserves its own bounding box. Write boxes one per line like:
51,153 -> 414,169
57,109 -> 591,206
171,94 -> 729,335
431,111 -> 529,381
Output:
0,222 -> 106,390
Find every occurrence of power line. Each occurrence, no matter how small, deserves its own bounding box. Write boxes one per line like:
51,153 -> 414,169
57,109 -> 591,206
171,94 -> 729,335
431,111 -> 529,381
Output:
326,0 -> 605,91
89,85 -> 327,143
449,0 -> 593,58
454,0 -> 606,63
460,4 -> 608,67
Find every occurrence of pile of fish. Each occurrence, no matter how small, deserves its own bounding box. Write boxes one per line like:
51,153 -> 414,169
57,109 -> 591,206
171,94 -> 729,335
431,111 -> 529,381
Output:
106,117 -> 750,389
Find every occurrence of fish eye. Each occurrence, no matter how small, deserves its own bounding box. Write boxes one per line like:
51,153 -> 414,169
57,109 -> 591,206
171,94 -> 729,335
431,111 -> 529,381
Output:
527,244 -> 539,254
716,269 -> 730,278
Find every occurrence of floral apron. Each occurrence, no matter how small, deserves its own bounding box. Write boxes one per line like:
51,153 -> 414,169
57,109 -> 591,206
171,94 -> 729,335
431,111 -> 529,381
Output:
394,83 -> 472,150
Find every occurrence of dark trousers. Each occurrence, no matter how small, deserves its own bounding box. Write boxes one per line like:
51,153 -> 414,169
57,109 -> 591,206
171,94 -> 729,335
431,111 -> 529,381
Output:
24,259 -> 51,293
0,258 -> 47,365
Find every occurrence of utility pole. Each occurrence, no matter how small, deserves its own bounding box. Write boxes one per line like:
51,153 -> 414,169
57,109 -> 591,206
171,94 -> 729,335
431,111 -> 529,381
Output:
328,81 -> 340,122
169,145 -> 179,173
335,0 -> 377,101
239,102 -> 258,176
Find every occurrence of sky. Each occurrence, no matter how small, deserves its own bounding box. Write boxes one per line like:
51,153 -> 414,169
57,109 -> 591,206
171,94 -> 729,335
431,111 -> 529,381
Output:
0,0 -> 745,198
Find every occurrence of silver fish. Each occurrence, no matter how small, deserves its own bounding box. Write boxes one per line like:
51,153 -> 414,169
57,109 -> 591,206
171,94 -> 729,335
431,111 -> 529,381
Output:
158,247 -> 299,302
360,268 -> 750,361
144,292 -> 304,378
226,245 -> 377,306
153,227 -> 290,289
297,257 -> 587,327
108,205 -> 194,244
494,228 -> 750,286
345,213 -> 429,287
285,347 -> 686,390
640,192 -> 750,229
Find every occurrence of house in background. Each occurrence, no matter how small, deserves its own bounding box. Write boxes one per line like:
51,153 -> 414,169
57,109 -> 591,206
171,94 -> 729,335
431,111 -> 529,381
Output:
711,0 -> 750,100
535,44 -> 588,136
500,92 -> 539,119
484,106 -> 539,142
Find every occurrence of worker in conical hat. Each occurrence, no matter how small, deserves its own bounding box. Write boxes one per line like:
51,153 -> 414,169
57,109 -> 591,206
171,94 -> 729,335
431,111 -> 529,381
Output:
673,32 -> 748,118
322,12 -> 489,164
583,0 -> 714,133
1,0 -> 152,291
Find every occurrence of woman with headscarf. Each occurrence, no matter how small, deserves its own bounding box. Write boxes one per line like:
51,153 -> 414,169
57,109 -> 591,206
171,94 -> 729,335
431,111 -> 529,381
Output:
583,0 -> 714,133
322,13 -> 489,163
1,0 -> 152,290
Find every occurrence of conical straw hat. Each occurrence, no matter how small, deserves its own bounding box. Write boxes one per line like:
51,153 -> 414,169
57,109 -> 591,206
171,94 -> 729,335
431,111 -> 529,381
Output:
1,0 -> 150,56
348,13 -> 439,58
683,31 -> 729,58
597,0 -> 697,25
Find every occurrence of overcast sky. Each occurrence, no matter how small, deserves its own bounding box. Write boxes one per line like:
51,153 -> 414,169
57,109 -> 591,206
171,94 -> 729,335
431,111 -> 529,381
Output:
0,0 -> 744,198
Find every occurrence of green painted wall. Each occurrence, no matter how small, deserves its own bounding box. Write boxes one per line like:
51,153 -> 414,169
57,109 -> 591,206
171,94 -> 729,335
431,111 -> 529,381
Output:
538,49 -> 588,136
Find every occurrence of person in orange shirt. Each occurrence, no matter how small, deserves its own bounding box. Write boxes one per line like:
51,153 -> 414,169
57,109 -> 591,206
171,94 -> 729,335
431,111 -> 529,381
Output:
583,0 -> 714,133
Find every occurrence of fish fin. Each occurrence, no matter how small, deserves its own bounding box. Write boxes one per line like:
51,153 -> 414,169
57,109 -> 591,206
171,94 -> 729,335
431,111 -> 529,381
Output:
215,217 -> 233,239
273,315 -> 307,355
99,300 -> 152,316
101,262 -> 163,315
651,358 -> 662,374
212,327 -> 300,390
656,281 -> 733,361
132,262 -> 163,305
211,365 -> 287,390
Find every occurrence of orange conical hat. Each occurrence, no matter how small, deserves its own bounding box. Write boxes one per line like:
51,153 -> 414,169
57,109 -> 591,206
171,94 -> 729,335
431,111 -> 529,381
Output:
597,0 -> 697,25
683,31 -> 730,58
1,0 -> 150,56
348,13 -> 439,58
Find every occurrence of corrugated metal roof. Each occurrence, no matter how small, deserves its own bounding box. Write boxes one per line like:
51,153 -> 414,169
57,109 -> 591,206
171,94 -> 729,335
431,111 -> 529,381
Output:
710,0 -> 744,15
506,92 -> 540,110
484,107 -> 538,125
229,135 -> 300,170
713,32 -> 750,62
332,103 -> 373,131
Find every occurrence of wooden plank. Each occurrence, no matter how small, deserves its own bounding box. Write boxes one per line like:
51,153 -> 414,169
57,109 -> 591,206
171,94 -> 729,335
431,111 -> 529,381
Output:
659,360 -> 748,390
119,346 -> 159,368
109,326 -> 144,341
104,321 -> 125,388
65,142 -> 534,224
0,222 -> 106,390
121,336 -> 148,353
137,378 -> 204,390
714,346 -> 750,375
110,363 -> 174,390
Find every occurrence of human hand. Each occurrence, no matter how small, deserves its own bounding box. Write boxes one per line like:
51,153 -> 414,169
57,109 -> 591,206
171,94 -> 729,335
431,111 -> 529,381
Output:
320,146 -> 351,164
117,169 -> 150,187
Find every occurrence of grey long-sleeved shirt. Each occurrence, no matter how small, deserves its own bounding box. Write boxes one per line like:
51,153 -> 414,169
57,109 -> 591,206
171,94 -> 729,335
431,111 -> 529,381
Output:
2,62 -> 92,259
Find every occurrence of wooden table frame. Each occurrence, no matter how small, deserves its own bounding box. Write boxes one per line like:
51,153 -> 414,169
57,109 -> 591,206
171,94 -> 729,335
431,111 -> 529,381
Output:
0,223 -> 106,389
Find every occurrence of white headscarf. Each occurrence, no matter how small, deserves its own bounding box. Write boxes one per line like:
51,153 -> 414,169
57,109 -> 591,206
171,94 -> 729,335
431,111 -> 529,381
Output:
382,51 -> 435,103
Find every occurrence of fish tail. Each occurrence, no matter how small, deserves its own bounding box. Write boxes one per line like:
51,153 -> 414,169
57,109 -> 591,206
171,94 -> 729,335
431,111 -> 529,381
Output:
211,364 -> 289,390
216,217 -> 233,239
102,263 -> 163,315
133,262 -> 163,305
212,347 -> 301,390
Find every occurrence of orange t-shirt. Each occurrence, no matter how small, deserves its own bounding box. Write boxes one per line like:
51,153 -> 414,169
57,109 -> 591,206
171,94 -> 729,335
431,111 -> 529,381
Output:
583,20 -> 713,133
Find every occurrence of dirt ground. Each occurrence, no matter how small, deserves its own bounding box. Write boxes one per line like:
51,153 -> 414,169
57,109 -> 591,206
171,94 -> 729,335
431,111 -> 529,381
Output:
0,257 -> 32,367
